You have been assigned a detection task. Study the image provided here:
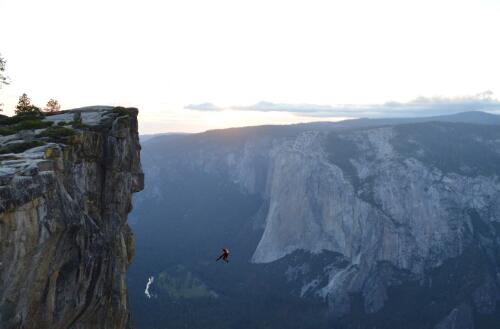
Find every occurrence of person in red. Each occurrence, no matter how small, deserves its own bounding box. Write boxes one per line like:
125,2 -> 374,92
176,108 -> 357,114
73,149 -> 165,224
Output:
216,248 -> 230,263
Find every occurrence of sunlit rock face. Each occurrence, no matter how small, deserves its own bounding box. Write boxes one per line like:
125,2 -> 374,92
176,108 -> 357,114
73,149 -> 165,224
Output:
0,107 -> 143,329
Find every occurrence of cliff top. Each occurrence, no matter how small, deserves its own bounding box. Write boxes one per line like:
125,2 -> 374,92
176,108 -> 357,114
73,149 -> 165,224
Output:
0,106 -> 138,184
0,105 -> 142,328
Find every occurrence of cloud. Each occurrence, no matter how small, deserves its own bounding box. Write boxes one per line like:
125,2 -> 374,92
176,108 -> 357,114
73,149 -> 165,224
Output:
232,101 -> 338,115
184,102 -> 223,111
185,91 -> 500,118
375,91 -> 500,117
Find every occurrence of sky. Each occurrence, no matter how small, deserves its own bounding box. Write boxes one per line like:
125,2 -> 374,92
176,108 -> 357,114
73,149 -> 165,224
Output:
1,0 -> 500,133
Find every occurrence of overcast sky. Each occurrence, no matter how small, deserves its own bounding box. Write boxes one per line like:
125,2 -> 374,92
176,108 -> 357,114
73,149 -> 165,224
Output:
1,0 -> 500,133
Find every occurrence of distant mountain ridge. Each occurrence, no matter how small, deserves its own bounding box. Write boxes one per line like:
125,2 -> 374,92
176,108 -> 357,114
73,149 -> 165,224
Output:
139,111 -> 500,145
300,110 -> 500,130
139,132 -> 190,143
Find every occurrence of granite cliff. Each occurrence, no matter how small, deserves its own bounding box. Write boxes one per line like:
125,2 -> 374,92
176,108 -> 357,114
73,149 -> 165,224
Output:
0,107 -> 143,329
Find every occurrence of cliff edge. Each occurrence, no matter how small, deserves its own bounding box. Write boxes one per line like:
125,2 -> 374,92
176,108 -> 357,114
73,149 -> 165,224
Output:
0,106 -> 144,329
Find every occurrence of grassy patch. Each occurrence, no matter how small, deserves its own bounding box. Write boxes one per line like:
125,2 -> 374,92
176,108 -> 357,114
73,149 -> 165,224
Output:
0,141 -> 45,154
0,114 -> 53,136
0,113 -> 44,126
0,127 -> 17,136
15,119 -> 53,130
37,126 -> 76,140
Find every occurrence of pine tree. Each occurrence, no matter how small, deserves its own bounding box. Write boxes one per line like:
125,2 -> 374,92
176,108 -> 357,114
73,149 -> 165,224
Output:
0,53 -> 9,112
0,54 -> 8,88
44,99 -> 61,112
15,93 -> 41,115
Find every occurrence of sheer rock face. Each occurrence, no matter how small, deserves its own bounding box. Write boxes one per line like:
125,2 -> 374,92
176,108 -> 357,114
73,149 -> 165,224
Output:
250,127 -> 500,318
0,107 -> 143,329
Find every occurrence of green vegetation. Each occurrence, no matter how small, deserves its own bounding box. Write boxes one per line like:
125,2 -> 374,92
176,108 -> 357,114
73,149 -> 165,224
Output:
0,126 -> 16,136
15,119 -> 53,130
0,115 -> 53,136
37,126 -> 75,140
156,266 -> 216,299
0,92 -> 47,133
0,113 -> 42,125
57,121 -> 67,126
0,140 -> 45,154
113,106 -> 131,117
15,93 -> 41,116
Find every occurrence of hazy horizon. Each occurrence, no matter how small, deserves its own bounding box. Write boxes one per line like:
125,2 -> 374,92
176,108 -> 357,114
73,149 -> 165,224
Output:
1,0 -> 500,133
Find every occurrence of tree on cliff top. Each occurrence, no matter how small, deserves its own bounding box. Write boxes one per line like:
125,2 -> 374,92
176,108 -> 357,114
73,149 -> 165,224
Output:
44,99 -> 61,113
0,53 -> 10,112
0,54 -> 8,88
15,93 -> 41,116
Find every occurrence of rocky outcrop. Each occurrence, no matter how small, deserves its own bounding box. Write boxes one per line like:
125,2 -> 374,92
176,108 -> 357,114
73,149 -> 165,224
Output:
0,107 -> 143,329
